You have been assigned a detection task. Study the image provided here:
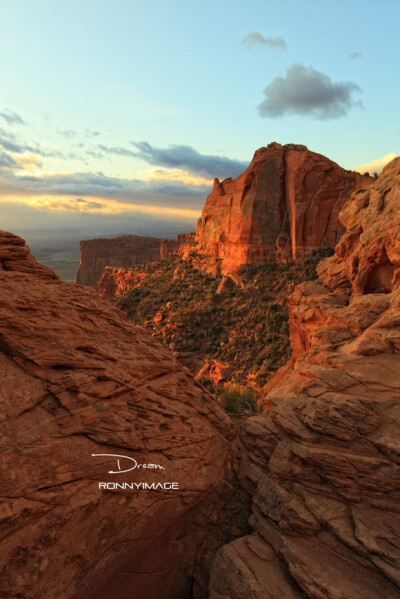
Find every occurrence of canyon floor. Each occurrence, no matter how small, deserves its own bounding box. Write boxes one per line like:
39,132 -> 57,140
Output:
113,249 -> 334,401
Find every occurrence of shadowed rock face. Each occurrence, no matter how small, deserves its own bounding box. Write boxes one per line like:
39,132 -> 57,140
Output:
75,235 -> 164,289
99,267 -> 148,300
0,231 -> 237,599
209,158 -> 400,598
196,143 -> 372,274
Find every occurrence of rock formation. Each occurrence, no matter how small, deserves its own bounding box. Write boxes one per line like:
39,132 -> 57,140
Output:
0,231 -> 246,599
75,234 -> 164,289
95,234 -> 196,300
209,158 -> 400,598
160,233 -> 196,259
196,143 -> 372,274
90,144 -> 371,298
99,266 -> 148,300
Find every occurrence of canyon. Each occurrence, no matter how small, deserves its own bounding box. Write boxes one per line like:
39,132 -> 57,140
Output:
94,144 -> 373,391
0,156 -> 399,599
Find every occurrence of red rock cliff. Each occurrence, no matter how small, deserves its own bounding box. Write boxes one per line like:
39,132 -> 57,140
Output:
75,234 -> 164,289
160,233 -> 196,259
0,231 -> 239,599
99,266 -> 148,300
196,142 -> 372,274
209,158 -> 400,598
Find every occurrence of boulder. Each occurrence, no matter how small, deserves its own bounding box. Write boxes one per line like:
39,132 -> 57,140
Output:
0,231 -> 237,599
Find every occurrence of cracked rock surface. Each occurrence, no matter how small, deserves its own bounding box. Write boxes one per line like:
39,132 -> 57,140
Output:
209,158 -> 400,598
0,231 -> 236,599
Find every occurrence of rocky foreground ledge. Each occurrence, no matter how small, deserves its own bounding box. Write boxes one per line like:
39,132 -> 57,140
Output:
0,230 -> 245,599
209,159 -> 400,598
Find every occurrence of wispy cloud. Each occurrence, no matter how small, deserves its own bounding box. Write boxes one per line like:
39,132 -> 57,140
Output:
98,144 -> 136,158
258,63 -> 362,119
0,110 -> 26,126
85,129 -> 100,137
0,127 -> 80,160
57,128 -> 77,138
138,167 -> 212,186
0,148 -> 211,214
242,32 -> 286,51
0,152 -> 19,169
129,141 -> 248,179
23,195 -> 201,219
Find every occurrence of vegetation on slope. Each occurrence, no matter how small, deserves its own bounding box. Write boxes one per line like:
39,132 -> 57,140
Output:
116,249 -> 333,403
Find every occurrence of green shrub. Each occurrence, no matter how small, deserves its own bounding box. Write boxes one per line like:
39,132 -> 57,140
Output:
219,386 -> 259,414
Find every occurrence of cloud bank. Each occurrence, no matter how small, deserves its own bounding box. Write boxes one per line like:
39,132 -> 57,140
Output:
258,63 -> 362,119
0,110 -> 26,126
354,152 -> 397,175
130,142 -> 248,179
242,32 -> 286,51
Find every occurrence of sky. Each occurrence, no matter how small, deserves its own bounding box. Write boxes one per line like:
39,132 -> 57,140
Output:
0,0 -> 399,236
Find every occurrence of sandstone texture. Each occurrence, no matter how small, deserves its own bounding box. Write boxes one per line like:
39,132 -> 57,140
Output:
196,143 -> 372,274
99,266 -> 148,300
75,234 -> 163,289
209,158 -> 400,598
97,234 -> 196,300
0,231 -> 240,599
160,233 -> 196,259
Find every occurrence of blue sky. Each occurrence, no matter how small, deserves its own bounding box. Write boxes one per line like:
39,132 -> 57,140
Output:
0,0 -> 399,233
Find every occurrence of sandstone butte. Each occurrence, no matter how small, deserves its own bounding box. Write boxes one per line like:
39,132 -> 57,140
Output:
95,143 -> 373,300
0,157 -> 399,599
0,231 -> 246,599
209,157 -> 400,598
195,142 -> 373,274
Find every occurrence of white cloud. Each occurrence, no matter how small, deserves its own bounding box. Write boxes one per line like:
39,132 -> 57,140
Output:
354,153 -> 397,175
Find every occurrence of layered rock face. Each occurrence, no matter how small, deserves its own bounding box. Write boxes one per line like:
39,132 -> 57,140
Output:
97,234 -> 196,301
99,266 -> 148,300
160,233 -> 196,259
0,231 -> 238,599
75,235 -> 163,289
209,158 -> 400,598
196,143 -> 372,274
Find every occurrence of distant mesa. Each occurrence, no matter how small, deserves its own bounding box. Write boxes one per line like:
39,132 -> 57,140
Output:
75,234 -> 164,289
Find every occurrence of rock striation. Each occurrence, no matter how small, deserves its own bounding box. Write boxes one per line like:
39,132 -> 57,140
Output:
209,158 -> 400,598
196,142 -> 372,274
0,231 -> 241,599
160,233 -> 196,259
75,234 -> 164,289
98,266 -> 148,300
